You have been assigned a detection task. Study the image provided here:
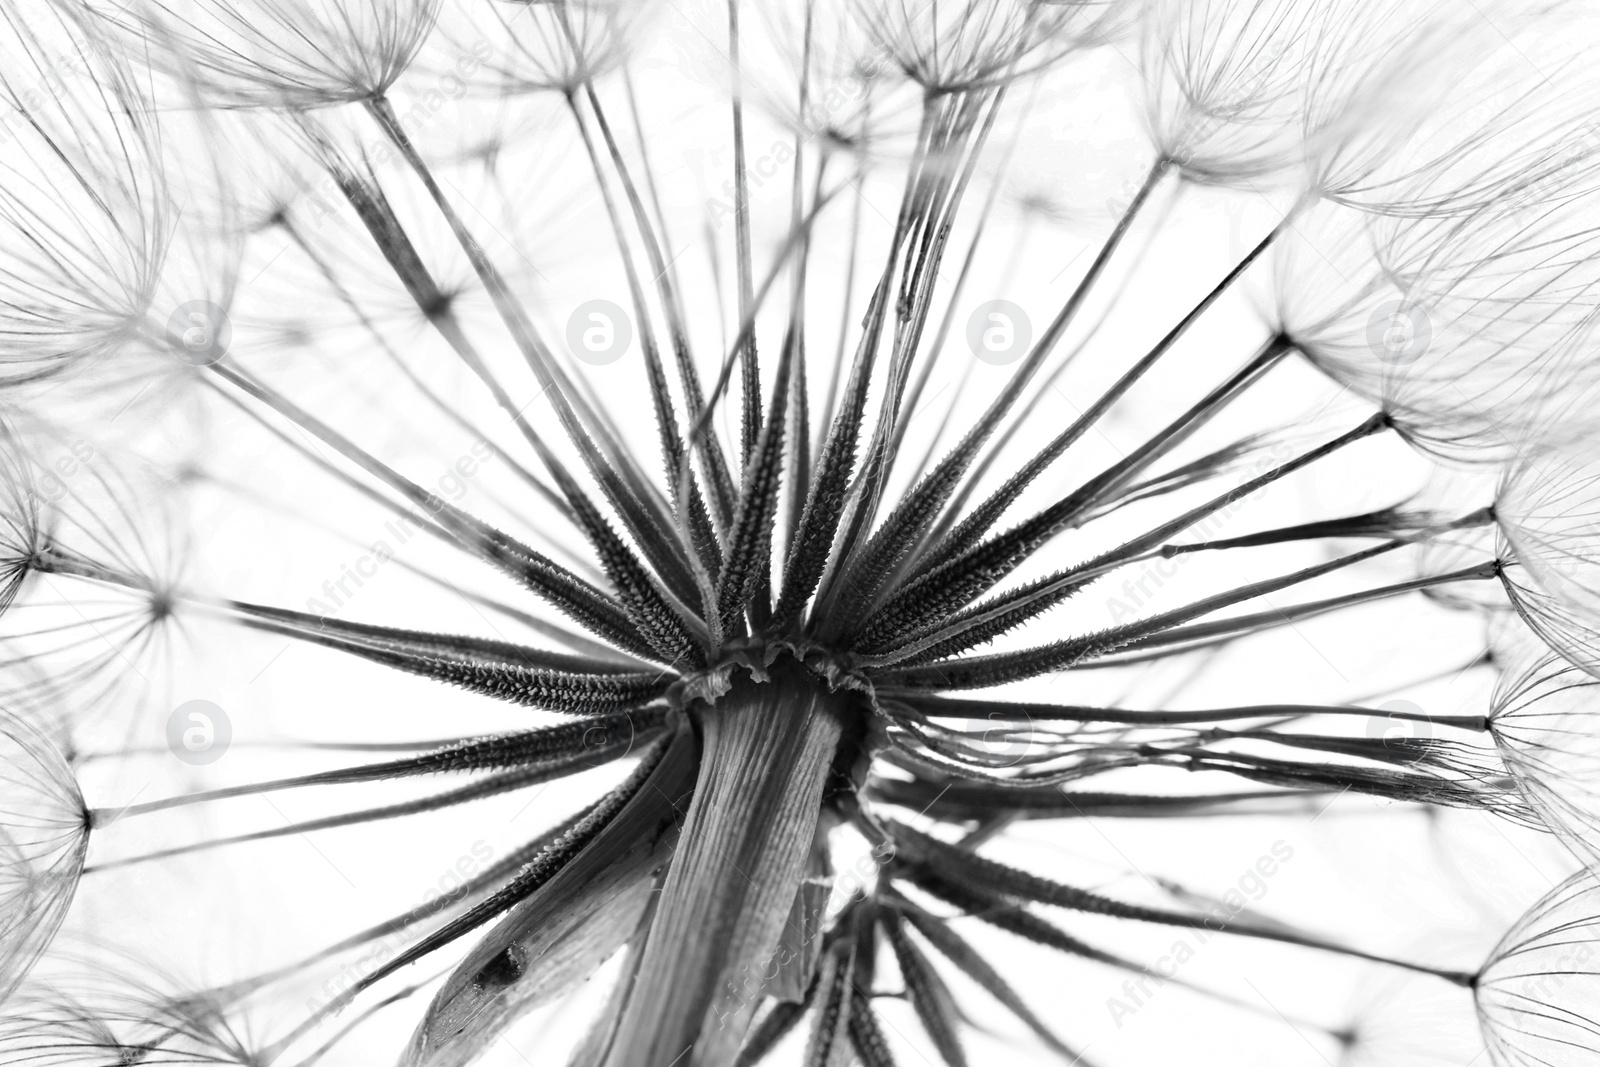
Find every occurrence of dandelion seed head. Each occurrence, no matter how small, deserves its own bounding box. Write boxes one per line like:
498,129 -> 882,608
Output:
1309,0 -> 1600,217
0,450 -> 192,743
847,0 -> 1108,94
1476,869 -> 1600,1067
88,0 -> 442,109
740,0 -> 899,163
1139,0 -> 1316,186
0,439 -> 48,617
1494,446 -> 1600,677
1490,652 -> 1600,870
412,0 -> 650,103
1337,970 -> 1487,1067
1273,193 -> 1600,460
1408,467 -> 1504,613
1487,608 -> 1550,678
0,3 -> 167,387
0,710 -> 88,1004
1362,192 -> 1600,454
1,951 -> 273,1066
0,0 -> 1596,1061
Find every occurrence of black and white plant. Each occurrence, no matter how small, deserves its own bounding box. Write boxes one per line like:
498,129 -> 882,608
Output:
3,0 -> 1600,1064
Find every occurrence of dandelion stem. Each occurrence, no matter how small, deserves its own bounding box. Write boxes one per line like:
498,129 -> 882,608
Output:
89,710 -> 664,824
600,662 -> 846,1065
362,96 -> 694,592
562,87 -> 689,495
27,543 -> 147,591
1101,412 -> 1394,568
209,599 -> 641,674
596,70 -> 741,526
82,758 -> 606,873
823,90 -> 1008,606
726,0 -> 762,467
893,822 -> 1478,987
204,362 -> 658,659
896,695 -> 1485,730
851,354 -> 1322,661
883,540 -> 1407,689
1117,560 -> 1502,654
910,221 -> 1290,587
814,146 -> 866,462
347,734 -> 673,999
887,83 -> 1045,483
210,807 -> 595,1009
870,779 -> 1334,818
674,187 -> 838,529
275,214 -> 573,524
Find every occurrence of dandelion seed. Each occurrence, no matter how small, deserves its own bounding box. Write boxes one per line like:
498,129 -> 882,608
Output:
848,0 -> 1113,95
429,0 -> 647,98
1139,0 -> 1315,185
89,0 -> 442,109
0,711 -> 88,1003
1476,868 -> 1600,1066
0,3 -> 165,385
1494,446 -> 1600,676
1489,652 -> 1600,868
